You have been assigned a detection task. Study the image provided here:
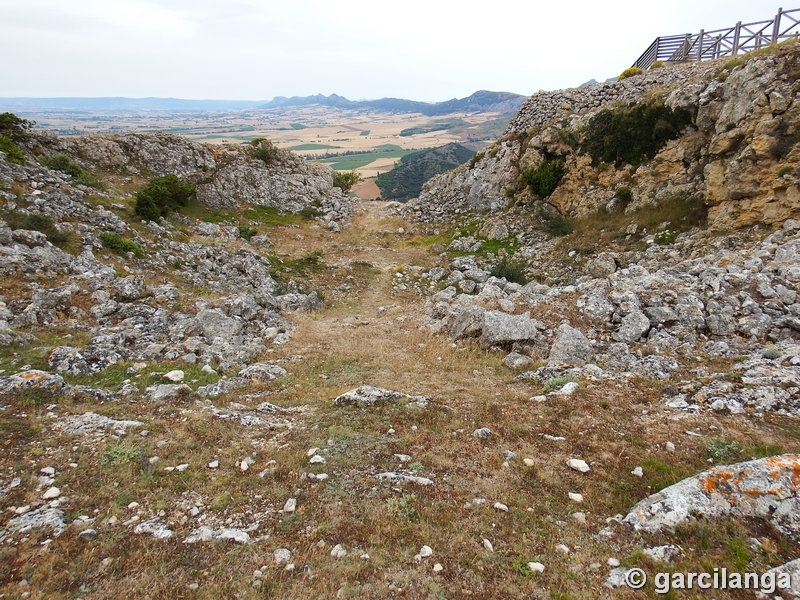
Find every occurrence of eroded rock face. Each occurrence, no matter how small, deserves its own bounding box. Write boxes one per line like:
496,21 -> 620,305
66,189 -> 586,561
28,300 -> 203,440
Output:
405,47 -> 800,230
623,454 -> 800,539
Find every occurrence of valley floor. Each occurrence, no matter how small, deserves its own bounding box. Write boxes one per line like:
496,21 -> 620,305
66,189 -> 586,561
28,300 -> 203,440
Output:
2,200 -> 799,600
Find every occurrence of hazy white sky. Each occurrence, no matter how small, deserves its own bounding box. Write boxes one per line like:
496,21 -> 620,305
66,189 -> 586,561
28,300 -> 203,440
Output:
0,1 -> 787,101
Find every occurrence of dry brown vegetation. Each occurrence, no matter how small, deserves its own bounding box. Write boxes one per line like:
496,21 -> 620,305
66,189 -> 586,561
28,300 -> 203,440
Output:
2,203 -> 800,599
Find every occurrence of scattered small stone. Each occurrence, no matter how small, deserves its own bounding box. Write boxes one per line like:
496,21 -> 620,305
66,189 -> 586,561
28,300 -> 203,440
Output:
433,563 -> 443,572
631,466 -> 644,477
568,492 -> 583,502
572,512 -> 586,524
482,538 -> 494,552
665,441 -> 676,452
567,459 -> 591,473
643,544 -> 681,562
42,487 -> 60,500
163,370 -> 185,382
274,548 -> 292,564
188,583 -> 199,591
549,381 -> 579,396
528,562 -> 545,573
310,455 -> 326,464
283,498 -> 297,513
175,463 -> 189,472
330,544 -> 347,559
472,427 -> 492,439
77,528 -> 97,541
493,502 -> 509,512
394,454 -> 411,462
40,467 -> 55,476
127,502 -> 139,510
208,460 -> 219,469
529,395 -> 547,402
607,558 -> 620,567
523,458 -> 535,467
415,545 -> 433,561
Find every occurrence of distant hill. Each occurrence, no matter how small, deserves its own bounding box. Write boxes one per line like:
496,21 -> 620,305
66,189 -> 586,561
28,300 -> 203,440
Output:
260,90 -> 527,116
375,143 -> 475,201
0,97 -> 264,111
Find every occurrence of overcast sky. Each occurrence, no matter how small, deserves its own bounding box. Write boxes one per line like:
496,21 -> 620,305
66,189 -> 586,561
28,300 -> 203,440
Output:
0,1 -> 787,101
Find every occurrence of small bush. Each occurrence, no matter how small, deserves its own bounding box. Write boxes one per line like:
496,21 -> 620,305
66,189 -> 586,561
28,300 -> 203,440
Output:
98,231 -> 144,257
650,60 -> 664,69
468,151 -> 485,169
248,138 -> 278,163
237,225 -> 257,241
580,98 -> 693,167
490,257 -> 528,284
0,113 -> 33,165
102,441 -> 140,466
543,375 -> 574,392
1,210 -> 70,246
614,186 -> 632,207
537,208 -> 573,237
619,67 -> 642,80
654,229 -> 677,245
705,437 -> 742,462
333,170 -> 360,193
386,493 -> 420,522
522,158 -> 566,197
134,174 -> 195,222
0,134 -> 26,164
40,154 -> 100,187
778,166 -> 793,178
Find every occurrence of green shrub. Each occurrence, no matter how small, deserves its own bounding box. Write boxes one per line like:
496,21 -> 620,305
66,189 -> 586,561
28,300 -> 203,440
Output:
1,210 -> 70,246
237,225 -> 257,241
0,134 -> 26,164
333,170 -> 360,193
134,174 -> 195,222
537,207 -> 573,237
619,67 -> 642,79
614,186 -> 632,207
490,257 -> 527,284
40,154 -> 100,187
650,61 -> 664,69
468,151 -> 485,169
98,231 -> 144,257
580,98 -> 693,167
705,437 -> 742,462
653,229 -> 677,245
522,158 -> 566,197
778,166 -> 793,178
248,138 -> 278,163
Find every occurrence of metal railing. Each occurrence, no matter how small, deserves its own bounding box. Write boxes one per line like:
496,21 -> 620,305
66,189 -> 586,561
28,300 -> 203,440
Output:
633,8 -> 800,69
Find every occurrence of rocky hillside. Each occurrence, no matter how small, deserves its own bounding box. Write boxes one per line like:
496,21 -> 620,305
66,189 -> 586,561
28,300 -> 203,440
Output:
1,52 -> 800,599
405,44 -> 800,231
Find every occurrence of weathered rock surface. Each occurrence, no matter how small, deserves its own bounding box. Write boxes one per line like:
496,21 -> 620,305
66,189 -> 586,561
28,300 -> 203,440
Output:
623,454 -> 800,539
333,385 -> 430,407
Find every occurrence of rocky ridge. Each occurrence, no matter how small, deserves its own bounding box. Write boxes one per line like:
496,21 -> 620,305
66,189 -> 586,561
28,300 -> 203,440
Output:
404,44 -> 800,231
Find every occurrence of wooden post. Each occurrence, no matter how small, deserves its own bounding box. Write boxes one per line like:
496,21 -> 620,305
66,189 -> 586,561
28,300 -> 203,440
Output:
773,8 -> 783,44
733,22 -> 741,55
697,29 -> 705,60
683,33 -> 691,60
715,34 -> 722,58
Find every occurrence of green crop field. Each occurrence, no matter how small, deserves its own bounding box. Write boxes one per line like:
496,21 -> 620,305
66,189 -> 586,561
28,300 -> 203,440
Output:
319,147 -> 414,171
289,123 -> 308,130
359,130 -> 370,136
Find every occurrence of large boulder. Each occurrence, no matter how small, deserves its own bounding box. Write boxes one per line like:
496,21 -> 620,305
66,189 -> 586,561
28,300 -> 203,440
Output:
623,454 -> 800,540
479,311 -> 540,348
548,324 -> 594,367
195,308 -> 243,339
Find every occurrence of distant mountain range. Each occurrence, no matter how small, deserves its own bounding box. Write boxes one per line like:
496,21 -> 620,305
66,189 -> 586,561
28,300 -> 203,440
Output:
0,90 -> 528,115
260,90 -> 528,115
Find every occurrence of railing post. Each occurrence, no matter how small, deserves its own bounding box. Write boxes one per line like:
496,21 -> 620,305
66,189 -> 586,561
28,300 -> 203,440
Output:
697,29 -> 705,60
714,34 -> 722,58
773,8 -> 783,44
683,33 -> 691,60
733,22 -> 741,55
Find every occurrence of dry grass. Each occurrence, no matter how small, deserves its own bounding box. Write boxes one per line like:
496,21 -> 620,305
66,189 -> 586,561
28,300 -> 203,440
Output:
2,202 -> 800,599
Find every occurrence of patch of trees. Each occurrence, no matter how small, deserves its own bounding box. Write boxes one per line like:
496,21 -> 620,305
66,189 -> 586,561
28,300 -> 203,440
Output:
375,143 -> 475,202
